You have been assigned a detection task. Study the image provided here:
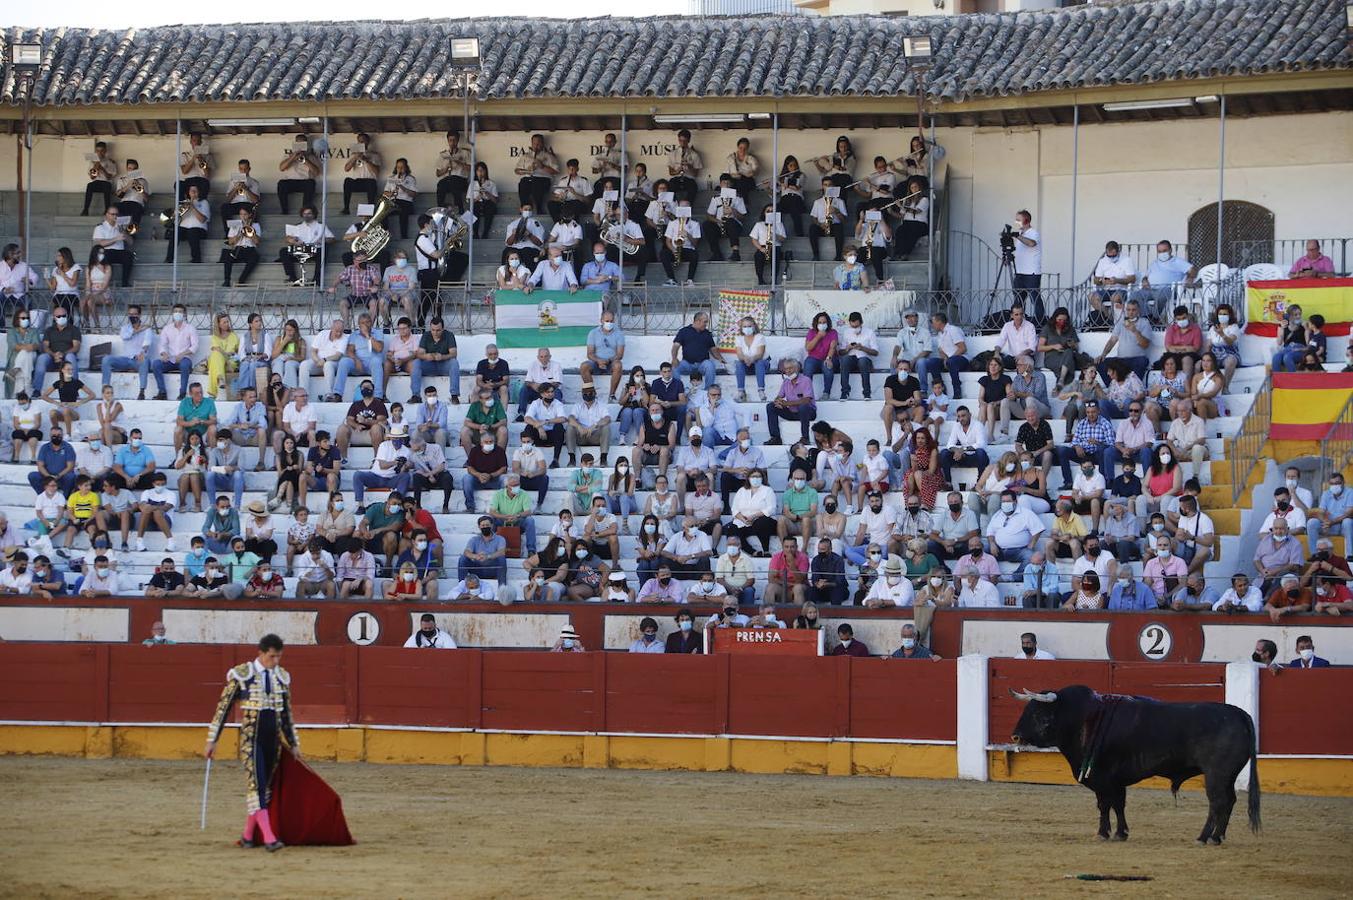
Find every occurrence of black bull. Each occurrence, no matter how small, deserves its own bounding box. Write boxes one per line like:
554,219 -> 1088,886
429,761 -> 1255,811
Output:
1010,685 -> 1260,844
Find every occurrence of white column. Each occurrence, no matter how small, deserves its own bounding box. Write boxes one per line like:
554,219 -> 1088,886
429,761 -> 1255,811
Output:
1225,661 -> 1259,792
956,653 -> 989,781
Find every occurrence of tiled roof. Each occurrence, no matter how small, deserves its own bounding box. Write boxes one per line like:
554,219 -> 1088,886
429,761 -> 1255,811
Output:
4,0 -> 1348,108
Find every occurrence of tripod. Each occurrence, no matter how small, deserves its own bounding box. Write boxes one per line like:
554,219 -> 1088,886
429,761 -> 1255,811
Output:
976,247 -> 1017,333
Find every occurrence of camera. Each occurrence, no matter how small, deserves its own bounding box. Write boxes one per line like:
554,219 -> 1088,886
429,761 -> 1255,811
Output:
999,224 -> 1016,258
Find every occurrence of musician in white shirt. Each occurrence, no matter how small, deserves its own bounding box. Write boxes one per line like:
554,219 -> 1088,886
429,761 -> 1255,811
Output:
749,206 -> 786,287
601,211 -> 648,282
858,156 -> 897,207
547,212 -> 585,276
590,133 -> 622,198
666,129 -> 703,204
809,190 -> 848,262
726,137 -> 759,199
414,215 -> 444,323
278,206 -> 335,285
892,176 -> 930,261
435,131 -> 472,213
773,156 -> 807,236
82,141 -> 117,216
813,136 -> 856,190
661,202 -> 702,287
164,184 -> 210,264
468,161 -> 499,239
525,247 -> 580,294
220,208 -> 262,287
548,159 -> 591,225
342,132 -> 381,214
277,134 -> 320,215
92,207 -> 134,287
178,132 -> 211,200
502,203 -> 546,269
514,133 -> 560,217
625,162 -> 654,223
705,175 -> 747,262
384,158 -> 418,241
854,208 -> 892,281
643,180 -> 676,259
497,252 -> 531,290
221,159 -> 262,228
114,160 -> 150,229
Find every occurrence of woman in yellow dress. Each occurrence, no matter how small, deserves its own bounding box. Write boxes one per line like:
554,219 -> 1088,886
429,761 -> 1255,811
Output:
206,312 -> 240,398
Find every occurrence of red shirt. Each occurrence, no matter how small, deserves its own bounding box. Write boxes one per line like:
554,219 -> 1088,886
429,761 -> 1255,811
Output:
388,577 -> 421,597
402,508 -> 441,542
769,550 -> 808,584
831,639 -> 872,657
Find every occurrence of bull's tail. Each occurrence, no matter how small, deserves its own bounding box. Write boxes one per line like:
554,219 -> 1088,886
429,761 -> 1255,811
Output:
1246,715 -> 1261,835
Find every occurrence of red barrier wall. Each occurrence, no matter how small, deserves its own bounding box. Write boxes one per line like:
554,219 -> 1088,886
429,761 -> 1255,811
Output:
1259,671 -> 1353,755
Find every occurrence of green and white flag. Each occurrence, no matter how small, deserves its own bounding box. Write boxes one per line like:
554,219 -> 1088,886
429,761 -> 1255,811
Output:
494,290 -> 600,349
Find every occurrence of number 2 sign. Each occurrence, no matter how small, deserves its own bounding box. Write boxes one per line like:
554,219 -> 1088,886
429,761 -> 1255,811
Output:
1137,622 -> 1173,660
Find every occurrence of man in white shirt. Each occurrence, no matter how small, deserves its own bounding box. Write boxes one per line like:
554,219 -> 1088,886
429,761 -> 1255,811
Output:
864,555 -> 915,608
1089,240 -> 1137,321
1014,632 -> 1056,660
1258,487 -> 1307,537
503,202 -> 547,271
1071,534 -> 1118,594
1011,210 -> 1043,320
920,311 -> 969,399
272,388 -> 318,460
985,490 -> 1045,567
0,551 -> 33,594
353,424 -> 413,503
959,570 -> 1003,608
279,206 -> 335,285
672,426 -> 718,502
1171,493 -> 1216,575
714,536 -> 757,606
451,572 -> 499,604
666,129 -> 703,203
405,614 -> 459,649
994,304 -> 1038,368
1164,400 -> 1209,480
516,347 -> 565,422
747,209 -> 786,286
661,203 -> 702,286
836,311 -> 880,401
891,308 -> 934,370
303,318 -> 350,402
221,207 -> 262,287
663,516 -> 715,580
1071,459 -> 1107,532
1213,574 -> 1263,613
164,184 -> 211,264
565,381 -> 612,466
524,382 -> 568,470
525,246 -> 579,293
844,491 -> 897,566
808,190 -> 847,262
940,406 -> 989,485
92,206 -> 134,286
295,542 -> 336,599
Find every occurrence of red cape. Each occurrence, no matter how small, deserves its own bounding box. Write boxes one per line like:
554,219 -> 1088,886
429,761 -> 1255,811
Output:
267,746 -> 356,846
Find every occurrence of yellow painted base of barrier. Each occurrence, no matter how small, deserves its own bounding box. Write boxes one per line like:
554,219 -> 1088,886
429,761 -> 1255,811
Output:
0,724 -> 956,780
988,748 -> 1352,798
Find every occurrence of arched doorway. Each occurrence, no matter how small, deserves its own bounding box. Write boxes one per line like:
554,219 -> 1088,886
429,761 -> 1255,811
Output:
1187,201 -> 1274,268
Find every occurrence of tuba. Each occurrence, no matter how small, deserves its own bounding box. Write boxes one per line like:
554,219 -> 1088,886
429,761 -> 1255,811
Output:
351,192 -> 398,258
603,222 -> 639,256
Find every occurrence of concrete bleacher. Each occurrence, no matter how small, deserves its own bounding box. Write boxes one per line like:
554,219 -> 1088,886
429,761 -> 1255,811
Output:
7,188 -> 930,294
4,317 -> 1339,600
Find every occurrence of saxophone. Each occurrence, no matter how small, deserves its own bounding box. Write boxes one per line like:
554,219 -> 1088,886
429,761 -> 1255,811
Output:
819,203 -> 834,237
674,228 -> 685,266
862,218 -> 878,261
717,196 -> 731,237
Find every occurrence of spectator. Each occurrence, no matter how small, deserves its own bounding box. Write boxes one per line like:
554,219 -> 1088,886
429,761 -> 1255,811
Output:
1169,572 -> 1218,612
665,610 -> 703,654
41,361 -> 95,438
315,492 -> 355,557
928,491 -> 979,562
975,356 -> 1012,443
1160,306 -> 1204,382
1105,400 -> 1154,481
1314,577 -> 1353,615
1140,443 -> 1183,518
1288,635 -> 1330,668
1071,458 -> 1106,532
141,621 -> 175,646
683,568 -> 726,605
1057,399 -> 1113,487
148,304 -> 198,401
563,382 -> 612,467
1252,639 -> 1281,671
409,316 -> 461,403
1288,239 -> 1335,278
625,616 -> 664,654
1189,352 -> 1225,421
10,391 -> 44,465
1264,573 -> 1313,623
1304,537 -> 1350,588
551,626 -> 585,653
765,358 -> 817,446
986,490 -> 1045,569
631,401 -> 676,481
806,536 -> 848,607
863,555 -> 914,608
489,475 -> 538,555
1171,494 -> 1215,576
1015,632 -> 1055,660
34,306 -> 83,395
412,385 -> 451,448
637,563 -> 682,604
355,490 -> 406,566
514,347 -> 564,423
958,569 -> 1002,608
801,312 -> 839,396
1212,573 -> 1262,614
715,537 -> 756,607
920,312 -> 969,399
1255,517 -> 1306,595
833,245 -> 869,291
764,535 -> 808,605
1309,472 -> 1353,551
1020,551 -> 1061,609
1062,570 -> 1105,611
835,311 -> 880,401
1270,305 -> 1309,373
0,551 -> 32,595
1058,364 -> 1106,435
271,387 -> 317,464
242,500 -> 278,563
830,623 -> 871,657
283,506 -> 314,575
1163,399 -> 1208,481
144,558 -> 186,598
448,571 -> 498,603
882,357 -> 924,448
954,535 -> 1001,583
294,540 -> 336,599
1143,534 -> 1187,606
581,495 -> 621,563
891,623 -> 940,660
460,386 -> 507,458
132,472 -> 176,553
940,406 -> 989,486
1087,241 -> 1137,327
684,474 -> 724,547
1133,241 -> 1198,321
724,469 -> 777,557
1107,568 -> 1156,611
79,554 -> 119,598
647,361 -> 687,436
28,426 -> 78,495
670,311 -> 723,391
645,474 -> 680,534
405,614 -> 458,648
353,423 -> 411,503
1259,487 -> 1307,537
789,600 -> 822,631
336,543 -> 377,600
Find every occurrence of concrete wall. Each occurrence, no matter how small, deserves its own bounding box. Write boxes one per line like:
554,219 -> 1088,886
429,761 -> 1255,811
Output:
3,111 -> 1349,283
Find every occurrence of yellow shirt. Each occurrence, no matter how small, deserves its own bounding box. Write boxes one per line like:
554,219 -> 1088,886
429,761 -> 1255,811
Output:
211,332 -> 241,360
1053,513 -> 1088,539
67,490 -> 101,521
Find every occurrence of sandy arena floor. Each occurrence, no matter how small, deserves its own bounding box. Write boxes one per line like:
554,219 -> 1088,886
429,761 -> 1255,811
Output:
1,757 -> 1350,898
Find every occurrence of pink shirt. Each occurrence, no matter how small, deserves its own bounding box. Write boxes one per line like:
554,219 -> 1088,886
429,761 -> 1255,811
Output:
387,332 -> 418,363
805,329 -> 838,361
770,550 -> 808,581
1289,255 -> 1334,277
777,373 -> 816,404
1143,555 -> 1187,599
1164,321 -> 1202,351
158,322 -> 199,360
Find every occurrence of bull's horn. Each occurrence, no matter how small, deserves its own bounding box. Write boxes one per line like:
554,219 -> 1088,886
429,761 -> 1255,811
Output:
1009,688 -> 1034,701
1030,690 -> 1058,703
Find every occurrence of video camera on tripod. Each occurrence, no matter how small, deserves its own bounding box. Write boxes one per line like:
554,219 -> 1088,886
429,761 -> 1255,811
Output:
999,224 -> 1017,262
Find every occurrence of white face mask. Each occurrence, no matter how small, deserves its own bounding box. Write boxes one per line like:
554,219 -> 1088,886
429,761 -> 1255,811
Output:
739,439 -> 751,450
508,259 -> 520,268
1156,548 -> 1171,559
1176,318 -> 1188,327
1299,648 -> 1315,661
172,312 -> 185,323
1001,501 -> 1015,514
844,255 -> 857,265
1332,484 -> 1345,496
1285,478 -> 1298,490
259,571 -> 273,581
644,523 -> 657,534
402,572 -> 417,583
594,253 -> 606,263
817,323 -> 829,332
96,567 -> 110,578
1157,252 -> 1171,262
792,478 -> 805,490
839,639 -> 852,648
602,321 -> 614,332
1217,314 -> 1230,325
727,545 -> 740,557
749,476 -> 762,488
1160,453 -> 1173,464
901,638 -> 916,649
741,326 -> 754,336
575,547 -> 589,559
1004,463 -> 1015,473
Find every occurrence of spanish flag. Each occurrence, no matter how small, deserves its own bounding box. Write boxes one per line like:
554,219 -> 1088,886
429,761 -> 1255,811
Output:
1245,278 -> 1353,337
1270,372 -> 1353,440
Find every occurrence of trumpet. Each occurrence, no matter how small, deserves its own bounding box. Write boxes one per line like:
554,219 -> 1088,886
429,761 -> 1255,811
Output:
196,154 -> 209,175
89,163 -> 103,180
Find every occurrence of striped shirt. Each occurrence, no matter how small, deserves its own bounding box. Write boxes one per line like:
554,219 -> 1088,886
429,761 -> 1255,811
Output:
338,263 -> 381,299
1070,416 -> 1115,451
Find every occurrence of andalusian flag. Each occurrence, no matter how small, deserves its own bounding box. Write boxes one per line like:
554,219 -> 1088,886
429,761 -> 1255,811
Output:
1270,372 -> 1353,440
494,290 -> 602,349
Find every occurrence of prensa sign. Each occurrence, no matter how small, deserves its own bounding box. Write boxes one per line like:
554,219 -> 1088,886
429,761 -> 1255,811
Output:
709,628 -> 823,656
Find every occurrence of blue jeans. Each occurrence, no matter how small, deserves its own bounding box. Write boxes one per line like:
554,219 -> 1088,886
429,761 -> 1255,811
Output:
517,517 -> 538,554
918,354 -> 968,398
353,470 -> 411,503
766,401 -> 815,443
1098,399 -> 1126,419
608,494 -> 638,517
34,354 -> 79,393
29,470 -> 77,494
1271,345 -> 1305,373
1308,516 -> 1353,552
735,358 -> 769,392
733,586 -> 758,606
995,545 -> 1033,574
233,358 -> 269,393
618,407 -> 646,441
676,359 -> 717,390
1013,273 -> 1044,321
101,354 -> 150,392
940,447 -> 989,484
1056,444 -> 1106,486
462,473 -> 501,512
152,357 -> 193,397
838,355 -> 874,398
1102,445 -> 1153,480
842,541 -> 871,567
802,356 -> 835,395
458,554 -> 507,585
205,537 -> 234,555
206,470 -> 245,509
335,350 -> 385,400
883,449 -> 908,490
411,358 -> 461,397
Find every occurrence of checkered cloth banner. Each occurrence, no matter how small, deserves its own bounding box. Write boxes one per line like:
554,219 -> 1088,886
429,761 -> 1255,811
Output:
715,289 -> 771,351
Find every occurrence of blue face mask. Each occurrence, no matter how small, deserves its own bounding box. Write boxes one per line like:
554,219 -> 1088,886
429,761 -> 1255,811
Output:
679,620 -> 693,633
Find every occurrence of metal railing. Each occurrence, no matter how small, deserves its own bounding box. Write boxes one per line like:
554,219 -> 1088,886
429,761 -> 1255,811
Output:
1228,372 -> 1272,505
1227,237 -> 1349,275
1317,393 -> 1353,489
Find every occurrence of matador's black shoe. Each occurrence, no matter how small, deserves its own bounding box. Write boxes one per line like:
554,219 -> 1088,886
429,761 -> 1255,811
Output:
236,838 -> 259,849
264,840 -> 285,853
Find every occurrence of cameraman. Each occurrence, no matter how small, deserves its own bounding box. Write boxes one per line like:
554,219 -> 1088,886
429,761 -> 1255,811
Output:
1011,210 -> 1043,322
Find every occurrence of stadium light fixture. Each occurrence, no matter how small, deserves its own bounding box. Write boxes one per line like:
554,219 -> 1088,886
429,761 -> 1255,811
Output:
9,43 -> 42,77
450,37 -> 481,69
653,114 -> 746,124
206,118 -> 299,127
1101,98 -> 1195,112
903,35 -> 933,72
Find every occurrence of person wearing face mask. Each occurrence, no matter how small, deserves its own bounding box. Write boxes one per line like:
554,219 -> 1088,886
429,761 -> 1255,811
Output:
453,515 -> 506,590
552,626 -> 586,653
351,490 -> 407,572
524,242 -> 580,295
766,357 -> 818,447
777,469 -> 821,549
1286,635 -> 1330,668
1141,535 -> 1187,607
864,554 -> 915,608
719,427 -> 767,513
1259,487 -> 1308,537
830,624 -> 872,657
833,244 -> 870,291
1131,240 -> 1198,322
243,562 -> 284,599
709,537 -> 754,607
25,554 -> 65,600
891,624 -> 942,661
564,380 -> 613,468
449,571 -> 501,604
353,423 -> 413,504
376,251 -> 418,326
1012,550 -> 1059,609
563,543 -> 608,601
984,490 -> 1045,571
1159,304 -> 1204,381
1203,303 -> 1242,390
0,551 -> 33,594
1085,240 -> 1137,328
489,474 -> 539,556
801,536 -> 846,607
404,613 -> 458,649
724,469 -> 777,557
1014,632 -> 1056,661
665,610 -> 703,654
1262,572 -> 1313,624
662,515 -> 714,582
622,616 -> 665,654
78,553 -> 119,598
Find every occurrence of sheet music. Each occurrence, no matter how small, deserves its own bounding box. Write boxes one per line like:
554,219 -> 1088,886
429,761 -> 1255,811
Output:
865,210 -> 883,221
227,219 -> 243,236
824,187 -> 841,199
602,190 -> 619,202
355,203 -> 375,217
720,187 -> 738,199
658,191 -> 675,203
115,216 -> 132,227
675,207 -> 692,219
229,172 -> 247,184
285,224 -> 302,238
